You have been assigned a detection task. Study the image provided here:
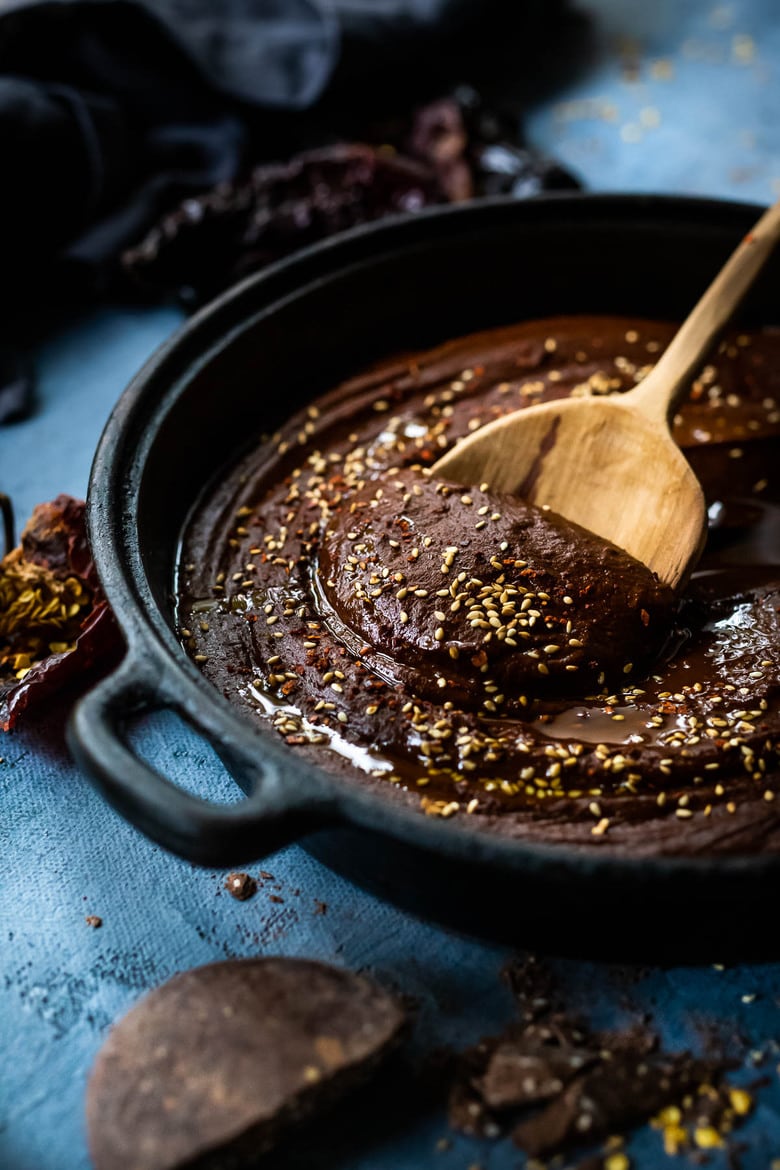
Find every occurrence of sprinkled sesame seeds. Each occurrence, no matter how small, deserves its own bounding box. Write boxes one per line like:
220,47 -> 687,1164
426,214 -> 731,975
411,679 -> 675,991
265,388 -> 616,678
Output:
181,318 -> 780,848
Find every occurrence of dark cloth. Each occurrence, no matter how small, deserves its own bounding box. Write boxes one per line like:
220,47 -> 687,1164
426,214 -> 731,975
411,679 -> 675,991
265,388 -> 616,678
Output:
0,0 -> 577,420
0,0 -> 332,290
0,0 -> 558,290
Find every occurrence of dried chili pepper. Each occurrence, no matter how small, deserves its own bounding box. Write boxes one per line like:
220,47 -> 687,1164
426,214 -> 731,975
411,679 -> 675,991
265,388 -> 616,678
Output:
122,144 -> 441,305
0,495 -> 119,730
121,89 -> 580,306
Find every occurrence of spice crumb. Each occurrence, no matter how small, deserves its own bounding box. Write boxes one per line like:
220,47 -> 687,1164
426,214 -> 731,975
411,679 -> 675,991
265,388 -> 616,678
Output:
224,872 -> 258,901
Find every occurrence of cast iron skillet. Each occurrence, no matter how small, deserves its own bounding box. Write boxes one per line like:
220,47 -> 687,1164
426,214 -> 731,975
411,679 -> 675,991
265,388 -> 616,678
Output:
69,195 -> 780,956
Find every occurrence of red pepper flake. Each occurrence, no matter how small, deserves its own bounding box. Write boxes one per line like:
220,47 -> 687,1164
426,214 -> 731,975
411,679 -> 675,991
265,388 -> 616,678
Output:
0,496 -> 120,731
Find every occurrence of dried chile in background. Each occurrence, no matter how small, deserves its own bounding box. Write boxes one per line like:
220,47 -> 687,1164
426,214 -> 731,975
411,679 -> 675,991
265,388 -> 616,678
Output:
121,88 -> 580,306
121,144 -> 441,306
0,495 -> 120,730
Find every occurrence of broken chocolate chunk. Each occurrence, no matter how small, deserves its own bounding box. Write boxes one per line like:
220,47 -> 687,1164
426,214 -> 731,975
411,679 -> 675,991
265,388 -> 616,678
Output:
86,957 -> 407,1170
479,1038 -> 596,1109
448,956 -> 746,1161
512,1051 -> 715,1157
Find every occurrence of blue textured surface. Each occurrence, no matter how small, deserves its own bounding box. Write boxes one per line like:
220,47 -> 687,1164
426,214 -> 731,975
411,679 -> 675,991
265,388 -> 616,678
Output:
3,3 -> 780,1168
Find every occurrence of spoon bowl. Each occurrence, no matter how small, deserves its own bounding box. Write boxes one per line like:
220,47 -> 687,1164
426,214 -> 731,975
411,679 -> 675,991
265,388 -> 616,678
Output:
434,392 -> 707,589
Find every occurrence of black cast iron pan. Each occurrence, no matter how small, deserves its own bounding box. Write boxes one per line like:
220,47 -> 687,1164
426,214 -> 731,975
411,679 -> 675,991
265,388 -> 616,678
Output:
68,195 -> 780,958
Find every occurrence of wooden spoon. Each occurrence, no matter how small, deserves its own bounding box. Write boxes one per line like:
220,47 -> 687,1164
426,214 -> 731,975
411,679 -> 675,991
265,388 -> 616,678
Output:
433,200 -> 780,589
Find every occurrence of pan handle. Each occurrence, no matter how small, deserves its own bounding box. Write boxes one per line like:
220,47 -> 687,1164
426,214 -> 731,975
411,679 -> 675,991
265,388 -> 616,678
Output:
67,653 -> 336,866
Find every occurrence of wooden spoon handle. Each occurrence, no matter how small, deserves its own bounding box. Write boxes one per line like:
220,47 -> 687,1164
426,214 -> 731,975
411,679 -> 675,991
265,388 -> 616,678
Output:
629,197 -> 780,427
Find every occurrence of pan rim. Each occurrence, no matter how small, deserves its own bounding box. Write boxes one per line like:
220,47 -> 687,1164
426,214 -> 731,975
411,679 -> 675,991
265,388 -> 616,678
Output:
85,190 -> 780,879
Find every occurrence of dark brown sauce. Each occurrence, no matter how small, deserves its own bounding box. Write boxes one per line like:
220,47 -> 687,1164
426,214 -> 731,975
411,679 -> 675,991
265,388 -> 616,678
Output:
177,317 -> 780,856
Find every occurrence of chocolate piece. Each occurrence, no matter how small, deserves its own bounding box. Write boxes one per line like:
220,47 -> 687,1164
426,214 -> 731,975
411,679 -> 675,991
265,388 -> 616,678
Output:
512,1051 -> 713,1156
86,958 -> 406,1170
447,1037 -> 502,1138
448,957 -> 748,1160
224,871 -> 257,901
479,1039 -> 595,1109
85,915 -> 102,929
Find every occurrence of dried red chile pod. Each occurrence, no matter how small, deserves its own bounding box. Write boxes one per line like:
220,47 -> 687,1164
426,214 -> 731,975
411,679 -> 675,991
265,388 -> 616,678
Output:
0,495 -> 120,730
121,89 -> 580,306
122,144 -> 442,304
405,86 -> 580,201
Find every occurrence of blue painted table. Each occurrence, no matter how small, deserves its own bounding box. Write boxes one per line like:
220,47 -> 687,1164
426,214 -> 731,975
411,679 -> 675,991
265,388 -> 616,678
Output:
3,3 -> 780,1167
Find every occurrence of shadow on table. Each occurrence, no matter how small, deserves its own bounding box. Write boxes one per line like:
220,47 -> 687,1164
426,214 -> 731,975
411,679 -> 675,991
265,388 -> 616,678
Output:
306,830 -> 780,966
255,1051 -> 451,1170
